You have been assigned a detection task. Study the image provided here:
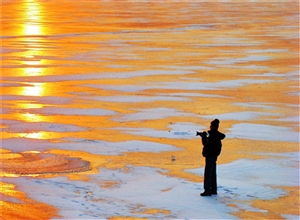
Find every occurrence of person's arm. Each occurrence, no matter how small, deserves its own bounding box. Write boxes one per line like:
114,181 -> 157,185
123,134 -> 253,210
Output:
201,135 -> 209,157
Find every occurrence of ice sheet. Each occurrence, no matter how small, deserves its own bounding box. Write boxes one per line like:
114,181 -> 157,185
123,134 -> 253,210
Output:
4,152 -> 298,219
1,1 -> 299,219
227,123 -> 299,142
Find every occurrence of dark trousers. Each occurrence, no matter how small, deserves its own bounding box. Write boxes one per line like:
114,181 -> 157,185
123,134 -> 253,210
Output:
204,157 -> 217,192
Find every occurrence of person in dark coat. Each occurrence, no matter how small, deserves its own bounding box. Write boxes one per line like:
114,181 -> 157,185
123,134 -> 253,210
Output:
199,119 -> 226,196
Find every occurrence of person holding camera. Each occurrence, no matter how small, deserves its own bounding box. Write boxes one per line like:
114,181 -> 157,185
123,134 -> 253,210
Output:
197,119 -> 226,196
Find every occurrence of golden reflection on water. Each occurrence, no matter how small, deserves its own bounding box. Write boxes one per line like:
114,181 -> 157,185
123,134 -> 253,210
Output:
23,1 -> 43,36
22,0 -> 46,76
0,181 -> 58,219
22,132 -> 48,140
24,24 -> 42,36
11,0 -> 49,132
17,103 -> 44,109
23,63 -> 43,76
21,83 -> 45,97
20,113 -> 43,122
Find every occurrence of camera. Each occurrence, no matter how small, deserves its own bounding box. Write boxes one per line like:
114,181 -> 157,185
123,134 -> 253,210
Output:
196,131 -> 207,137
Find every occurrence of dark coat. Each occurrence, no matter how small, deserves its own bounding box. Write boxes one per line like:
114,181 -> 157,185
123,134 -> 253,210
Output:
202,130 -> 226,157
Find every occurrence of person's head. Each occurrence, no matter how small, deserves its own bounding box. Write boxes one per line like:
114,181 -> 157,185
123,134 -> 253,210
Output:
210,119 -> 220,130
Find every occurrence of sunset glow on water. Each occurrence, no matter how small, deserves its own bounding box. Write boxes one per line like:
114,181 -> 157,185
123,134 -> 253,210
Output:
1,1 -> 299,219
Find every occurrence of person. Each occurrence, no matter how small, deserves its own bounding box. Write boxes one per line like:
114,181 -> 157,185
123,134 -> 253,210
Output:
199,119 -> 226,196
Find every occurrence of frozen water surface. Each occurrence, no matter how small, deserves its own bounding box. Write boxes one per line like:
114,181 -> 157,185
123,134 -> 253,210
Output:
1,1 -> 299,219
3,152 -> 298,219
228,123 -> 299,142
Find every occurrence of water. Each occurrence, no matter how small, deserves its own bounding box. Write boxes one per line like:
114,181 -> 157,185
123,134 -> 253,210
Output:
1,1 -> 299,219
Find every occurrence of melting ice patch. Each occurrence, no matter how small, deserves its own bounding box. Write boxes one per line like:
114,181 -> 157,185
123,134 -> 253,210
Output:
168,122 -> 205,134
227,123 -> 299,142
86,95 -> 188,103
188,152 -> 299,214
278,115 -> 300,123
2,138 -> 52,152
4,152 -> 299,219
2,70 -> 192,82
51,139 -> 179,155
118,127 -> 197,140
84,84 -> 150,92
29,106 -> 116,116
4,166 -> 236,219
206,55 -> 271,65
83,82 -> 228,99
2,119 -> 84,133
246,49 -> 288,53
201,111 -> 280,121
1,95 -> 73,104
115,108 -> 195,122
153,78 -> 274,91
1,138 -> 178,156
116,121 -> 205,139
233,102 -> 276,110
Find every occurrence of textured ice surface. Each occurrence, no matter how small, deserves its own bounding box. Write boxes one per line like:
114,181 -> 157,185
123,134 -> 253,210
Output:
227,123 -> 299,142
1,1 -> 299,219
4,152 -> 298,219
115,108 -> 195,122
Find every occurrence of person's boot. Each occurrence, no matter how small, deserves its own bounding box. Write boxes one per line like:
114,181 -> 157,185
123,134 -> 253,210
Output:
200,191 -> 211,196
211,189 -> 217,195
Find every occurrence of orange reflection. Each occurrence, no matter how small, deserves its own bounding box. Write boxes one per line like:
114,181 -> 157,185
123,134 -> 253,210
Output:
24,1 -> 43,36
19,113 -> 44,122
21,83 -> 45,97
23,66 -> 43,76
0,182 -> 58,219
17,103 -> 44,109
22,0 -> 45,76
23,132 -> 48,139
24,24 -> 42,35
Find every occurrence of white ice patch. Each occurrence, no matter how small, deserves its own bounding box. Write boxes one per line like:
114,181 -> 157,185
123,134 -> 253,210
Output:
153,78 -> 274,91
206,55 -> 271,65
2,70 -> 192,82
1,138 -> 178,155
278,115 -> 300,123
1,95 -> 73,104
169,92 -> 229,98
84,84 -> 149,92
243,72 -> 288,77
233,102 -> 276,110
51,139 -> 179,155
29,106 -> 115,116
1,138 -> 52,152
168,122 -> 205,135
114,108 -> 195,122
83,82 -> 230,99
118,127 -> 196,140
187,152 -> 299,214
227,123 -> 299,142
246,49 -> 288,53
4,166 -> 236,219
2,119 -> 84,133
286,70 -> 300,80
201,111 -> 281,121
4,152 -> 298,219
81,78 -> 274,94
86,95 -> 189,103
